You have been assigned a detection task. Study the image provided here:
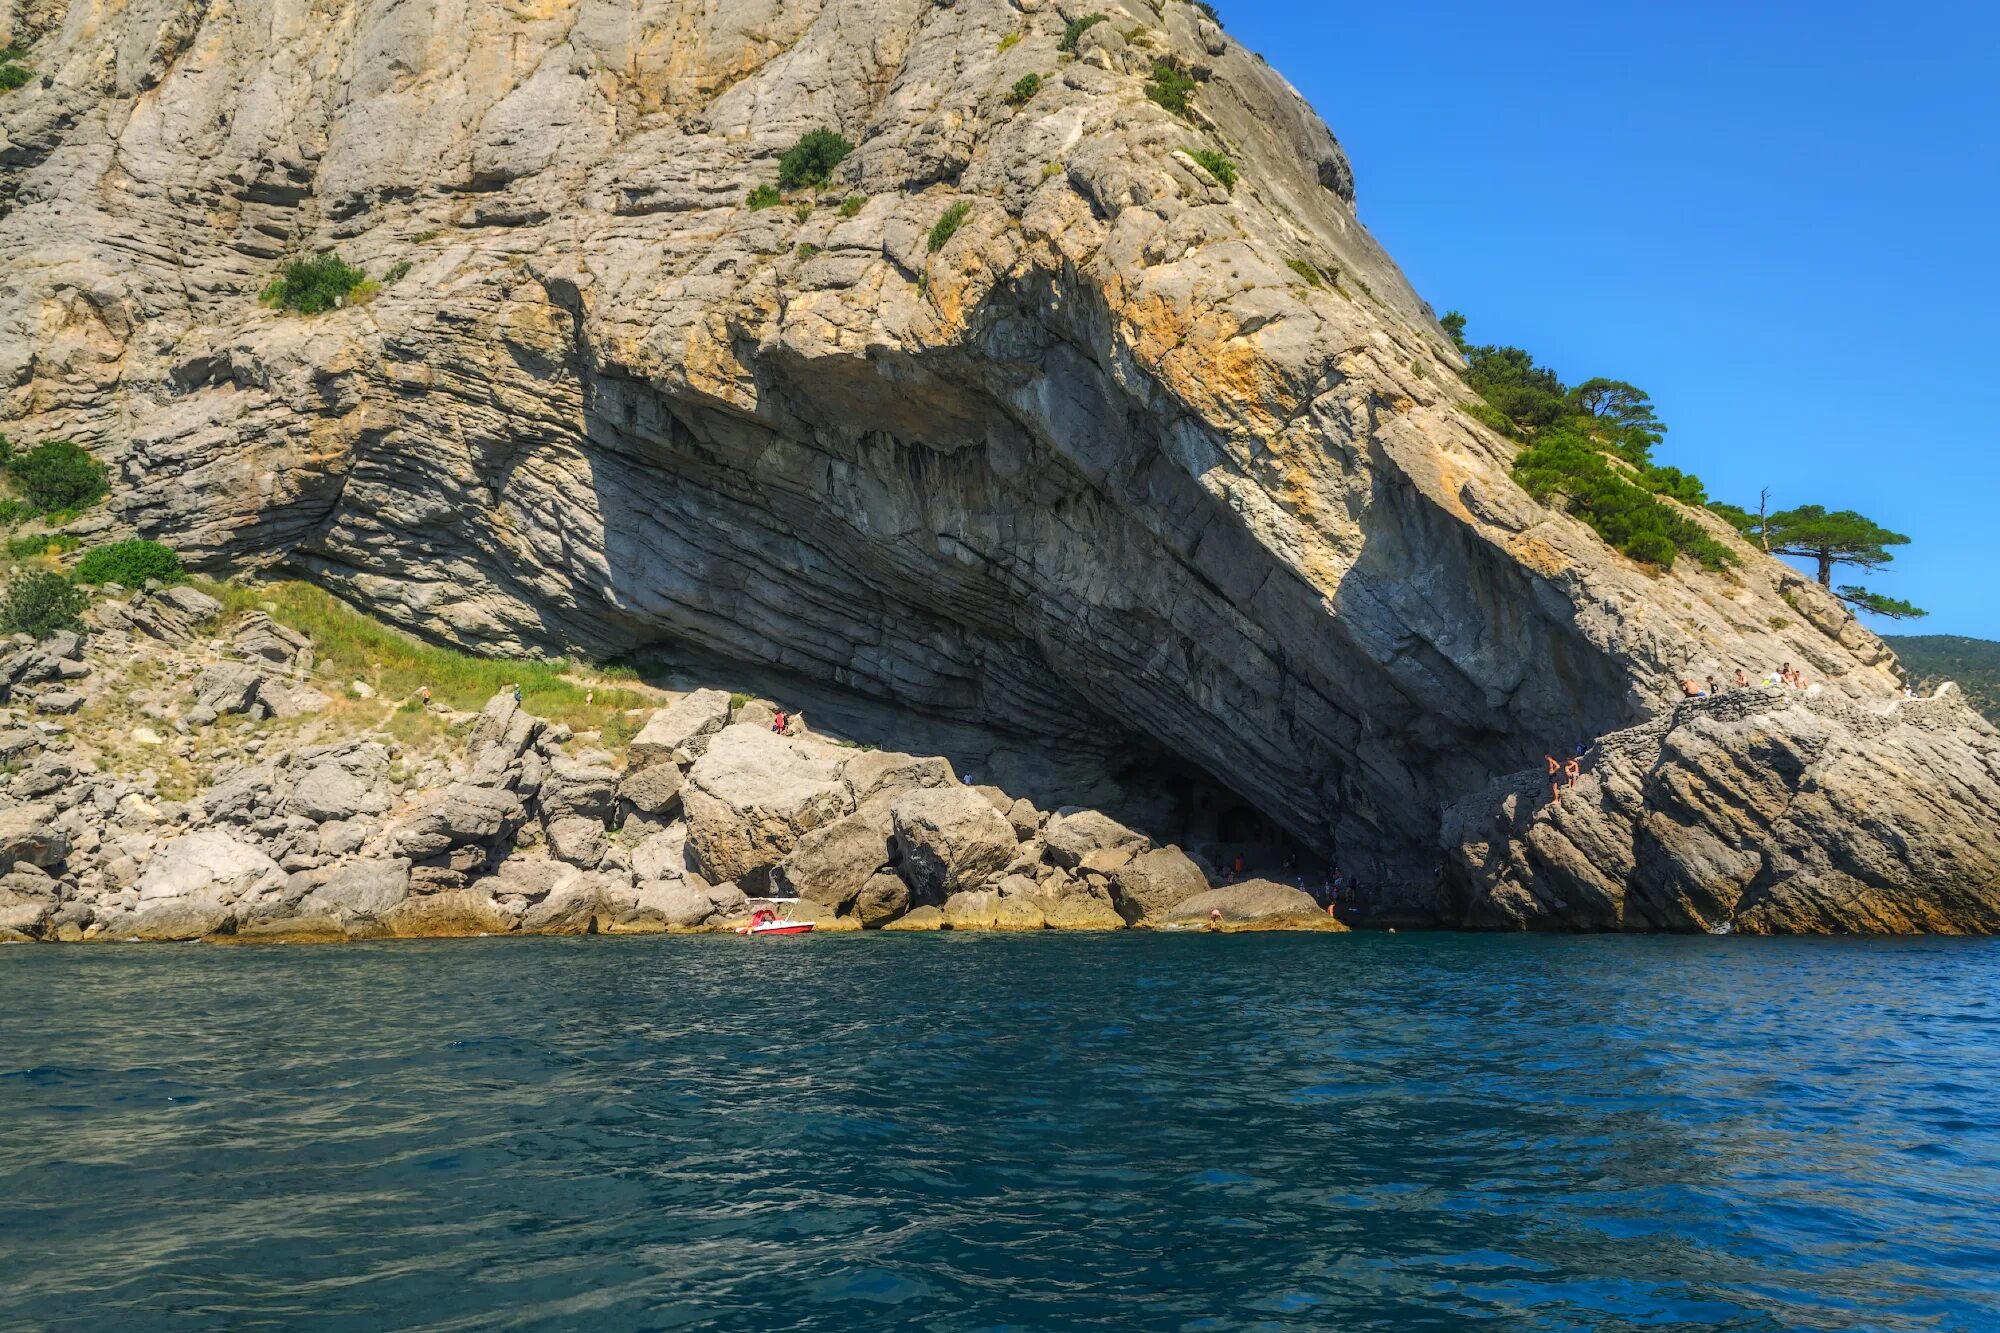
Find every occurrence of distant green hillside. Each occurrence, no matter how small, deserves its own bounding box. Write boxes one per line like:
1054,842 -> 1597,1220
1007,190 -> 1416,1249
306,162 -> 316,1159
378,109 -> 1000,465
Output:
1885,635 -> 2000,723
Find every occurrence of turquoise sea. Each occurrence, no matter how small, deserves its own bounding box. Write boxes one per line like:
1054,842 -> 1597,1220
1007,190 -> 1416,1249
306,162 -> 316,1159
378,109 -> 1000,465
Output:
3,933 -> 1997,1331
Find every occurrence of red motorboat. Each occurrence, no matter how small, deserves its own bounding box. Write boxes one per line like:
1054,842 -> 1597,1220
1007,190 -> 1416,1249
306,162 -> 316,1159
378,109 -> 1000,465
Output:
736,908 -> 814,936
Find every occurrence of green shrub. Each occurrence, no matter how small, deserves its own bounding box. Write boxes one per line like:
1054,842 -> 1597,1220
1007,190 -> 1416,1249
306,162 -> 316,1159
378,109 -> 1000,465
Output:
998,31 -> 1021,52
777,129 -> 854,190
1145,58 -> 1198,118
928,201 -> 973,253
839,194 -> 867,218
1285,258 -> 1323,288
0,570 -> 88,639
413,229 -> 441,243
73,538 -> 185,586
1058,15 -> 1107,52
1006,73 -> 1043,106
746,184 -> 782,210
1187,147 -> 1235,190
0,499 -> 24,528
260,252 -> 370,315
1194,1 -> 1221,22
1511,431 -> 1736,571
796,242 -> 821,260
793,200 -> 813,223
1041,162 -> 1064,181
7,440 -> 108,516
385,259 -> 413,284
1463,401 -> 1515,437
0,45 -> 30,94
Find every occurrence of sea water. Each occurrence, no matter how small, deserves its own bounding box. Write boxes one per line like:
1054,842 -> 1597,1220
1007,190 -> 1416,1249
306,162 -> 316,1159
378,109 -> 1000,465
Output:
2,933 -> 1996,1331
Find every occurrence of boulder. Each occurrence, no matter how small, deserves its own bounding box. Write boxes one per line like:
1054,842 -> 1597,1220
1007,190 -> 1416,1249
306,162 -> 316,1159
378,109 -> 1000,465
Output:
522,870 -> 622,934
135,829 -> 286,912
627,688 -> 732,769
1165,881 -> 1335,927
1107,846 -> 1210,924
852,872 -> 911,928
1043,809 -> 1150,870
306,858 -> 412,921
890,786 -> 1018,901
942,890 -> 1045,931
382,890 -> 516,937
465,691 -> 541,786
610,879 -> 720,931
841,750 -> 954,830
682,725 -> 853,889
1004,798 -> 1043,840
540,756 -> 619,823
881,905 -> 945,932
545,815 -> 609,868
193,662 -> 263,715
287,745 -> 392,822
629,825 -> 697,884
617,762 -> 683,816
770,814 -> 889,912
392,783 -> 528,859
0,872 -> 56,938
32,688 -> 85,714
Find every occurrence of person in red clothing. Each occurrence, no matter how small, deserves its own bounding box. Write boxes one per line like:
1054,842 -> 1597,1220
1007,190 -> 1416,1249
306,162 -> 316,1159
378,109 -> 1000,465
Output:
772,710 -> 787,734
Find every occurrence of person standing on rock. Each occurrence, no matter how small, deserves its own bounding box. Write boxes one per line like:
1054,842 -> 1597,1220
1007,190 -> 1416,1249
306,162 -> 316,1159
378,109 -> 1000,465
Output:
1564,756 -> 1581,791
1546,754 -> 1563,801
1734,669 -> 1750,689
772,709 -> 786,734
1208,907 -> 1222,931
419,685 -> 431,708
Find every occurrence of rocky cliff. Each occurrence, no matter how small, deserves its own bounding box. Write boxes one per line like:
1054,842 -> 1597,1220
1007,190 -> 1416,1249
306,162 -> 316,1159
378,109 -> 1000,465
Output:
1,0 -> 1994,930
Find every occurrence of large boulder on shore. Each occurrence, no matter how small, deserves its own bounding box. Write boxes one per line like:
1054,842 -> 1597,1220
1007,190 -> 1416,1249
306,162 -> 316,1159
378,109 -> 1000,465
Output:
0,802 -> 69,872
628,689 -> 733,769
1043,810 -> 1150,870
1167,880 -> 1335,927
1107,846 -> 1210,924
682,725 -> 853,890
392,784 -> 529,859
305,858 -> 412,922
891,786 -> 1018,901
771,814 -> 888,912
125,829 -> 288,938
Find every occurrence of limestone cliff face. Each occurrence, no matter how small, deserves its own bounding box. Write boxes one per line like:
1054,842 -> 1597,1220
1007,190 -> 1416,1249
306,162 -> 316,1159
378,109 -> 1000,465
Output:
1,0 -> 1990,927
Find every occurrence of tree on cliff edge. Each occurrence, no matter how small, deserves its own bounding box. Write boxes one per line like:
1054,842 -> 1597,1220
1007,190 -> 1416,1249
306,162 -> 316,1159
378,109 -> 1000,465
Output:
1717,502 -> 1927,619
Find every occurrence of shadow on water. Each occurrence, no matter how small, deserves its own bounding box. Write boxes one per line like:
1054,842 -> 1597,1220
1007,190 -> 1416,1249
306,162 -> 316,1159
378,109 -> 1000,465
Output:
2,933 -> 1997,1331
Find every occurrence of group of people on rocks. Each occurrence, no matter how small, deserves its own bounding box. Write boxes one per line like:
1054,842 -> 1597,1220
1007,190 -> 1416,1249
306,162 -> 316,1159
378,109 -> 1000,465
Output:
1679,662 -> 1810,699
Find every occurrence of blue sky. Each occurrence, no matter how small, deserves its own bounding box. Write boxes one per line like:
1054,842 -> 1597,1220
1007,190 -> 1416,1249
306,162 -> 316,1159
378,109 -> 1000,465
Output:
1222,0 -> 2000,638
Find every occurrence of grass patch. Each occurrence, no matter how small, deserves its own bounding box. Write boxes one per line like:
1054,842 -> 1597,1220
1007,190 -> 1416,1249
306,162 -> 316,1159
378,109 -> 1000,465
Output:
928,201 -> 973,253
1042,162 -> 1064,181
260,252 -> 372,315
839,194 -> 867,218
1006,73 -> 1042,106
793,200 -> 813,223
998,31 -> 1021,52
197,580 -> 655,756
413,229 -> 441,243
4,531 -> 78,560
1285,258 -> 1323,288
1186,147 -> 1236,190
795,242 -> 820,260
746,183 -> 782,210
384,259 -> 413,284
1058,15 -> 1107,52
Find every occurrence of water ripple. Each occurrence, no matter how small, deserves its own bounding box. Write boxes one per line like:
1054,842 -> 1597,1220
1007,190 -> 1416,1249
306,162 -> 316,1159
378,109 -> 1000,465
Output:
2,933 -> 1997,1331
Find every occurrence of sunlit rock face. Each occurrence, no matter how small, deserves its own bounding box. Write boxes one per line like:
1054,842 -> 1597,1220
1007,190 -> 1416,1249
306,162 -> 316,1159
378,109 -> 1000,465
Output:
9,0 -> 1991,930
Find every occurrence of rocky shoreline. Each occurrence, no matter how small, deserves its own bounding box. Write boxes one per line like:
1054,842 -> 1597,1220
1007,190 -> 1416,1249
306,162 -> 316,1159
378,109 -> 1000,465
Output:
0,588 -> 1340,944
